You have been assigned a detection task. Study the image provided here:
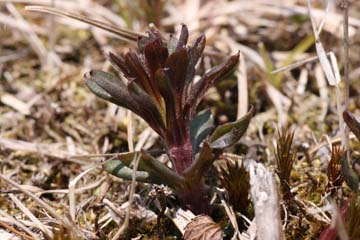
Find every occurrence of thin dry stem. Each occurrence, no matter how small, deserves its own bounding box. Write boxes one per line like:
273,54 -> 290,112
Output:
8,193 -> 53,238
25,5 -> 146,42
0,220 -> 35,240
0,209 -> 40,240
0,173 -> 83,238
111,153 -> 140,239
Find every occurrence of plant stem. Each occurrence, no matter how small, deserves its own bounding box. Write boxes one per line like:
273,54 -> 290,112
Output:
177,180 -> 209,214
169,142 -> 193,174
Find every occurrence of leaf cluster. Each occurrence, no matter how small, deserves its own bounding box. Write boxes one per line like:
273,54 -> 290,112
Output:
85,25 -> 254,212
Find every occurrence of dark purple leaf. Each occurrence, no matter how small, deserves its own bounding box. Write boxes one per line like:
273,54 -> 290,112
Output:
319,200 -> 349,240
137,30 -> 162,52
185,53 -> 239,117
165,47 -> 189,117
183,34 -> 206,104
343,110 -> 360,142
124,51 -> 155,95
144,38 -> 168,77
106,52 -> 133,80
155,68 -> 179,142
176,24 -> 189,49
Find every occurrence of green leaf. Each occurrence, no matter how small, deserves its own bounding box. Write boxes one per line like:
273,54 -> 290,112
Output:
341,155 -> 359,193
103,159 -> 162,184
190,109 -> 214,155
140,151 -> 184,189
104,151 -> 184,189
258,42 -> 277,87
209,106 -> 254,149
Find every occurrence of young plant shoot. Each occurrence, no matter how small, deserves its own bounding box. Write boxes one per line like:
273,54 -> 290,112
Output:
85,25 -> 253,214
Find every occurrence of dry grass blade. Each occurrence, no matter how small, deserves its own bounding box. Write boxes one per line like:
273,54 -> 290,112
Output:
220,200 -> 241,240
8,194 -> 53,239
5,3 -> 60,69
111,153 -> 141,240
0,220 -> 35,240
25,6 -> 146,42
314,63 -> 329,121
164,208 -> 195,235
271,52 -> 331,74
68,166 -> 98,222
0,174 -> 83,239
0,94 -> 31,115
237,53 -> 248,119
0,209 -> 40,240
307,0 -> 348,153
0,137 -> 91,164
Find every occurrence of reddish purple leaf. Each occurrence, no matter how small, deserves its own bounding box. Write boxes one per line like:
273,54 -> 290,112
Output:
144,38 -> 168,78
185,53 -> 239,117
165,47 -> 189,118
176,24 -> 189,49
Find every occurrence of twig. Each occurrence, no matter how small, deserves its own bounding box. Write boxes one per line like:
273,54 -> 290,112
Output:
0,220 -> 35,240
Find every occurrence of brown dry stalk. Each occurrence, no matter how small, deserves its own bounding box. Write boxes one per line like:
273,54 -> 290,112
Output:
0,220 -> 35,240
